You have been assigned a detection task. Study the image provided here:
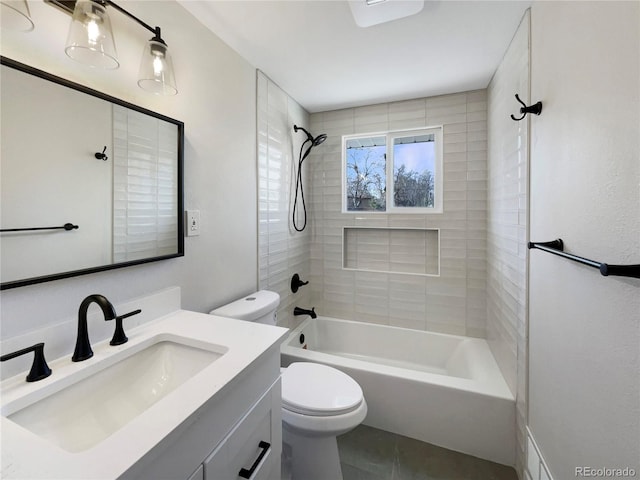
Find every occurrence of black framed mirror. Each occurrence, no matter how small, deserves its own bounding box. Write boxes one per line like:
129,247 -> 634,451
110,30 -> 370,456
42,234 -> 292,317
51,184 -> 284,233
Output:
0,57 -> 184,290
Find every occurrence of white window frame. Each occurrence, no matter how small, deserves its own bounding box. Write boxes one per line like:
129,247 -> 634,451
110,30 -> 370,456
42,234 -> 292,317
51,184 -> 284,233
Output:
342,126 -> 443,214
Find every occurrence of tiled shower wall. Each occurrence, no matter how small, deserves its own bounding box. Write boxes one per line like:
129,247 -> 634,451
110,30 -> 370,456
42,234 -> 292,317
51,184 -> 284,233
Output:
256,71 -> 312,327
307,91 -> 488,337
487,10 -> 530,477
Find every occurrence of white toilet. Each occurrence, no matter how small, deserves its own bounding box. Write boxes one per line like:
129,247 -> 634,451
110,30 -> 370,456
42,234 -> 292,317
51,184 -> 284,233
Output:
210,290 -> 367,480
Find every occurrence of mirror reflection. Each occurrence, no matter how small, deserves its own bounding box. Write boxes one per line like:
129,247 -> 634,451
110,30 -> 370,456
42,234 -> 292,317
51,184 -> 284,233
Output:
0,58 -> 184,289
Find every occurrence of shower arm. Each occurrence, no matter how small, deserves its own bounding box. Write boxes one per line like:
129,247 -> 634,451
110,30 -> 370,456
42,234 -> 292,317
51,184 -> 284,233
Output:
294,125 -> 314,143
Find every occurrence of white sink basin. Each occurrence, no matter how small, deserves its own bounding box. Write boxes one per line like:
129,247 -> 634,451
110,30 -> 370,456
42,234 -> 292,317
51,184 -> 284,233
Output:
7,337 -> 226,452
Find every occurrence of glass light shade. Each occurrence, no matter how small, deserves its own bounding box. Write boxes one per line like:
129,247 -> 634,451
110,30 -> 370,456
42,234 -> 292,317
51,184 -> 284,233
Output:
64,0 -> 118,69
137,39 -> 177,95
0,0 -> 34,32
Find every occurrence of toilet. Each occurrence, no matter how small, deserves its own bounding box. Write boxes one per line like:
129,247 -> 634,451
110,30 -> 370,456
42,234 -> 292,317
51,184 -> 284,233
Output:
210,290 -> 367,480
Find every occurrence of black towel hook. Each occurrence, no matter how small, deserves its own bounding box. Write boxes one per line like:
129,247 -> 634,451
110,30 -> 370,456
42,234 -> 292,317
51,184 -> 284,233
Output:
510,94 -> 542,121
95,146 -> 108,161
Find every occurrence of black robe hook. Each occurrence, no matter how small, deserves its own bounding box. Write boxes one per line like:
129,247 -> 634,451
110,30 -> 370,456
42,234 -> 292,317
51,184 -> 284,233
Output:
291,273 -> 309,293
510,94 -> 542,121
95,146 -> 108,161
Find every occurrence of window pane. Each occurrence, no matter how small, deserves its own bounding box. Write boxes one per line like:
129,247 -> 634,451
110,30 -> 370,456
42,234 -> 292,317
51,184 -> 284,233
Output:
345,136 -> 386,211
392,134 -> 435,208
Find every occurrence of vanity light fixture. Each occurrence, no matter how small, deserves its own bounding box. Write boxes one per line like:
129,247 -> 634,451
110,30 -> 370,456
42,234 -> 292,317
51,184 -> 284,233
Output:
136,27 -> 177,96
63,0 -> 177,95
0,0 -> 34,32
65,0 -> 118,69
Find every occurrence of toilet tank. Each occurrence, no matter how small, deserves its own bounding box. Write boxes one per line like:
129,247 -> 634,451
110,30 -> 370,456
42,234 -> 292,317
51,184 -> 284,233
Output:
209,290 -> 280,325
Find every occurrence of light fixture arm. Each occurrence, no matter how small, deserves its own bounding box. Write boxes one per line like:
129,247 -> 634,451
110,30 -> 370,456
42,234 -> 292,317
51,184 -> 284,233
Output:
102,0 -> 160,39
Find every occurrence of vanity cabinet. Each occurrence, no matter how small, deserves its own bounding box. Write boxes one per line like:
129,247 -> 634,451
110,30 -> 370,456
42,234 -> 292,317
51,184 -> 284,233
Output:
124,344 -> 282,480
1,307 -> 288,480
203,379 -> 279,480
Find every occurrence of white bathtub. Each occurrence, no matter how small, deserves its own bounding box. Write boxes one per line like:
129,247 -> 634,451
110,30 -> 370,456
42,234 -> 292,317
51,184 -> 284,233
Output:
280,316 -> 515,466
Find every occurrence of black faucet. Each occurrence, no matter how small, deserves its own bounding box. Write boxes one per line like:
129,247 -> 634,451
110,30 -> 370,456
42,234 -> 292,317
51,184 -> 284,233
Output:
72,294 -> 117,362
293,306 -> 317,319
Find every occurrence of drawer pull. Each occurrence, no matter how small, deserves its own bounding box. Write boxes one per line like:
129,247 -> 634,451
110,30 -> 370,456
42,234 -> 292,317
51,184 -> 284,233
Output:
238,440 -> 271,479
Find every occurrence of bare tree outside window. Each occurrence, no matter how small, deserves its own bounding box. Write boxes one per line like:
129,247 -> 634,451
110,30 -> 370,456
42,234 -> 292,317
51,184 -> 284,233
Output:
346,140 -> 386,211
393,164 -> 435,207
392,137 -> 436,208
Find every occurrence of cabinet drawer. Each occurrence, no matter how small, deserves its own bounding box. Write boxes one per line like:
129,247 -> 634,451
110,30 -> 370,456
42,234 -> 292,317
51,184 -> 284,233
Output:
204,383 -> 277,480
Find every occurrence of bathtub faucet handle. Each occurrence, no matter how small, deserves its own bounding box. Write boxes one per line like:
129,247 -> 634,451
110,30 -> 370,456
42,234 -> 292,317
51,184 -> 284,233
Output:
291,273 -> 309,293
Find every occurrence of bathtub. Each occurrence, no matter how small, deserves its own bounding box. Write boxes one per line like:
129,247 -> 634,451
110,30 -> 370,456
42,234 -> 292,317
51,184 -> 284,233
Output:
280,316 -> 515,466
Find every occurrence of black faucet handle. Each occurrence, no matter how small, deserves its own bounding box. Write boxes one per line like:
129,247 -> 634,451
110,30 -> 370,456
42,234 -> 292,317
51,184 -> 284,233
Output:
0,342 -> 52,382
108,309 -> 141,346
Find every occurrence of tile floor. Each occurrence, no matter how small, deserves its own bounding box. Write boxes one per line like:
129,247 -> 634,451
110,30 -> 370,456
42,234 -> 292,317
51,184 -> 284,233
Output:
338,425 -> 518,480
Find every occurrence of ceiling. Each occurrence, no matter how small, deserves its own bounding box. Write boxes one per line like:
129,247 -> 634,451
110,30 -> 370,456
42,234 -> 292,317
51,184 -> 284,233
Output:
178,0 -> 531,113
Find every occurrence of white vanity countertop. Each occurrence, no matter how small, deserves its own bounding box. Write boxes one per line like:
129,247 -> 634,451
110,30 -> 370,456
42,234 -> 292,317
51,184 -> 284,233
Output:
0,310 -> 288,479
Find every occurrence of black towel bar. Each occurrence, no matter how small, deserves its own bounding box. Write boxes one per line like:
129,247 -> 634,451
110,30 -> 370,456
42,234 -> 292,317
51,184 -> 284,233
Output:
528,239 -> 640,279
0,223 -> 78,233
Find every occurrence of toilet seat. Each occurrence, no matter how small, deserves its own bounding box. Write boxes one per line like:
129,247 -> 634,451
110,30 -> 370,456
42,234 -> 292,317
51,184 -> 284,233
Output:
281,363 -> 363,417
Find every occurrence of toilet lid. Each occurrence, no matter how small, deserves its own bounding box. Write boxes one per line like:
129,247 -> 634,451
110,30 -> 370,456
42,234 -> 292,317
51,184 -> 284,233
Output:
281,363 -> 363,416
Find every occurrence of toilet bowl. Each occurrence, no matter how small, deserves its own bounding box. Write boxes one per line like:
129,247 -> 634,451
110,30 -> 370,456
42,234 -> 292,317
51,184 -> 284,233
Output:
210,291 -> 367,480
280,362 -> 367,480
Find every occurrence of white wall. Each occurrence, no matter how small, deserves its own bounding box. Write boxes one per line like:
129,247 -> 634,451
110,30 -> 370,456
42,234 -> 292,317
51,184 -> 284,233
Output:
487,10 -> 530,477
256,71 -> 312,327
308,92 -> 488,337
0,1 -> 258,342
528,2 -> 640,478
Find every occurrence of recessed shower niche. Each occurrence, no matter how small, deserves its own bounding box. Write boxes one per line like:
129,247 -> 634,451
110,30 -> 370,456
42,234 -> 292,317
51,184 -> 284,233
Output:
342,227 -> 440,276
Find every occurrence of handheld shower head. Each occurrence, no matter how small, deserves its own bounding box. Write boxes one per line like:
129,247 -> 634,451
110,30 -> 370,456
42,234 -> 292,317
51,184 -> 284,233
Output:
313,133 -> 328,146
294,125 -> 327,147
292,125 -> 327,233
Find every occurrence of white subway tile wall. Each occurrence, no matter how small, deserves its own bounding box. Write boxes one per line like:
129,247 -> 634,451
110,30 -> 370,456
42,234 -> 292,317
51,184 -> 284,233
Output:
256,71 -> 312,327
487,10 -> 530,478
308,91 -> 488,337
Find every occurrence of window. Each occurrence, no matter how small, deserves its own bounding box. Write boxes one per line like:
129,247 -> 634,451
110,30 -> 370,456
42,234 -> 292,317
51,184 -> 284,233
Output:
342,127 -> 443,213
344,135 -> 387,211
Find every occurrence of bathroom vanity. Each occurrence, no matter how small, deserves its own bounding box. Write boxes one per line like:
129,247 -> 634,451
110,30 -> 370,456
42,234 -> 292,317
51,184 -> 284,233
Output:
0,308 -> 288,480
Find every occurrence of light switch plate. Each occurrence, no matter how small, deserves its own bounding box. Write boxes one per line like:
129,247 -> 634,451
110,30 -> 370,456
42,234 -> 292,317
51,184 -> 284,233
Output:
186,210 -> 200,236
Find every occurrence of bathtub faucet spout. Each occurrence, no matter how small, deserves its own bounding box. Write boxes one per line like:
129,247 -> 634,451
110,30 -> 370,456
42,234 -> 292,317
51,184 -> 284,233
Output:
294,306 -> 317,319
